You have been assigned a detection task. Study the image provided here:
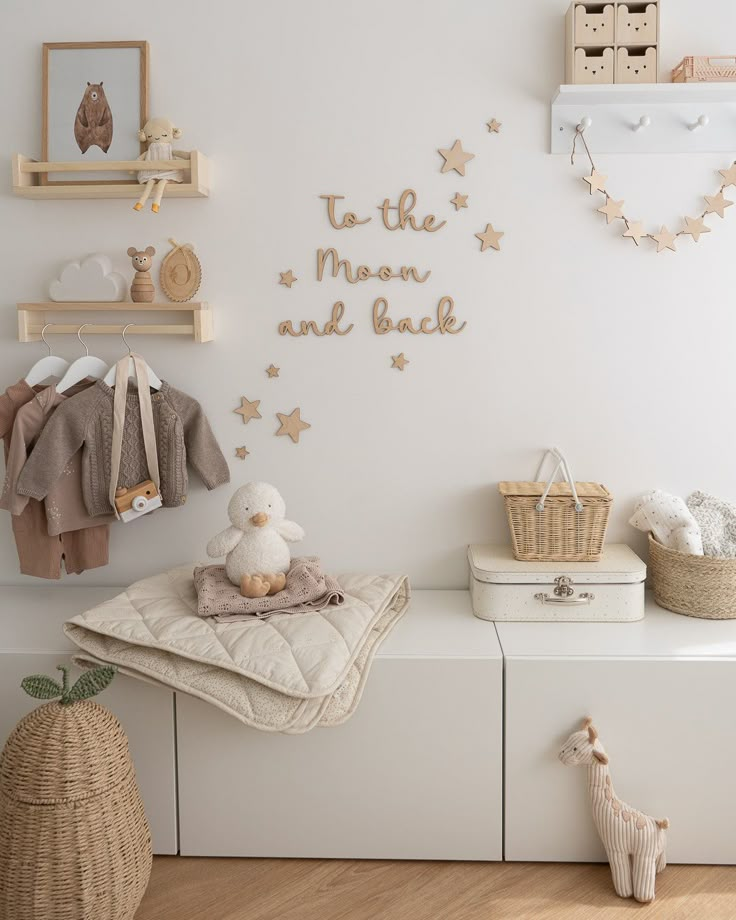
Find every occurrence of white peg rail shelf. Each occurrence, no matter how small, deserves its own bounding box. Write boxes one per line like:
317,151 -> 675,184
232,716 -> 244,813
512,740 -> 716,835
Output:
551,82 -> 736,153
17,303 -> 214,344
11,151 -> 210,199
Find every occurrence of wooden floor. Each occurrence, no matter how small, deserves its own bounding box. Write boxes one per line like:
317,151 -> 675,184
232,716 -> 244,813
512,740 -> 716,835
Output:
136,857 -> 736,920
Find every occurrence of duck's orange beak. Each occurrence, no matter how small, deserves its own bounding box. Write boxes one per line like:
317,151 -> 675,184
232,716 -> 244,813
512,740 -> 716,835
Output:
250,512 -> 269,527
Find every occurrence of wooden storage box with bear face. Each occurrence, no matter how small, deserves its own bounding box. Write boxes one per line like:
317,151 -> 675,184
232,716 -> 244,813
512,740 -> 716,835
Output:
616,3 -> 658,45
616,46 -> 657,82
570,46 -> 615,84
573,3 -> 615,45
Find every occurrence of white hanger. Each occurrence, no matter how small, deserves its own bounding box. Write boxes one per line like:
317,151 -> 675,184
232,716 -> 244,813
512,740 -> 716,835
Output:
25,324 -> 69,387
103,324 -> 162,390
56,325 -> 109,394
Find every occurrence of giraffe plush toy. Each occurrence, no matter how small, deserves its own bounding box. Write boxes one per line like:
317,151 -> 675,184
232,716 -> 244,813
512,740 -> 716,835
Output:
559,718 -> 669,903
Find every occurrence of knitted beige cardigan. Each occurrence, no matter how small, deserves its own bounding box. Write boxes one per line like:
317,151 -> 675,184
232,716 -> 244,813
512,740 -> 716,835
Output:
17,381 -> 229,517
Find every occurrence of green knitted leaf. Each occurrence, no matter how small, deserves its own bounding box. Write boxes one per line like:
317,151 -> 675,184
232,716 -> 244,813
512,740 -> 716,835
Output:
21,675 -> 63,700
64,666 -> 116,703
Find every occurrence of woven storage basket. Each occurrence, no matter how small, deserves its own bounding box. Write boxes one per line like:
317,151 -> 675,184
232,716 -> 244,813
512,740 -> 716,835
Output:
0,697 -> 152,920
499,481 -> 612,562
648,534 -> 736,619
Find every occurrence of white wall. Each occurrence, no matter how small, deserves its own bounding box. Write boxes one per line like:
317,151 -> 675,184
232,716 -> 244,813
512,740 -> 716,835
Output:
1,0 -> 734,588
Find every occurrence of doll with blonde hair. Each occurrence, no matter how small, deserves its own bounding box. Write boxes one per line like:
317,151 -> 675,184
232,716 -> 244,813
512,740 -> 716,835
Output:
133,116 -> 190,213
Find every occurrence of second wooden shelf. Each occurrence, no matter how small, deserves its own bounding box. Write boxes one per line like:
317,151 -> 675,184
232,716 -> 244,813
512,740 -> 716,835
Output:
17,302 -> 214,343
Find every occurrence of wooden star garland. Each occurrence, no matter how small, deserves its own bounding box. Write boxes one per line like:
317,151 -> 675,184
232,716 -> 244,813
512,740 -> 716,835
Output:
392,353 -> 409,371
234,396 -> 262,424
279,270 -> 297,288
438,140 -> 475,176
276,408 -> 311,444
573,131 -> 736,252
451,193 -> 469,211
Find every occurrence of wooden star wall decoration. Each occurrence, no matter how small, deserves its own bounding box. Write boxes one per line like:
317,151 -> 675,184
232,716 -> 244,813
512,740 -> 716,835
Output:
266,364 -> 280,378
475,223 -> 504,252
438,140 -> 475,176
573,134 -> 736,252
451,193 -> 468,211
235,446 -> 249,460
234,396 -> 262,424
279,270 -> 297,288
392,353 -> 409,371
486,118 -> 502,133
276,408 -> 311,444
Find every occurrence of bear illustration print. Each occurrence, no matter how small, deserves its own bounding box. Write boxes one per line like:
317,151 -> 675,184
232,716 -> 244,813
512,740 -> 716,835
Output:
74,82 -> 113,154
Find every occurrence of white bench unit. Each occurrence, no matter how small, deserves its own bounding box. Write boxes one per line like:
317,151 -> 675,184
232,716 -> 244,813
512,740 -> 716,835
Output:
175,590 -> 504,860
0,586 -> 179,855
499,595 -> 736,865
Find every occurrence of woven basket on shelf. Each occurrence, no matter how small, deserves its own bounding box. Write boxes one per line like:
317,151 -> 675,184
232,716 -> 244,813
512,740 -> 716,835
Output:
500,480 -> 612,562
0,667 -> 152,920
648,534 -> 736,620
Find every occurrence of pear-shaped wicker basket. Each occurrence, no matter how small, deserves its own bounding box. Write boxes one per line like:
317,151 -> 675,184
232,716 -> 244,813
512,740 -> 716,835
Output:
0,668 -> 152,920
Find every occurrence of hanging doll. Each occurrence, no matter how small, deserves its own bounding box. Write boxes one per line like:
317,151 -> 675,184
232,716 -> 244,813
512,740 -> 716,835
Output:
133,117 -> 190,213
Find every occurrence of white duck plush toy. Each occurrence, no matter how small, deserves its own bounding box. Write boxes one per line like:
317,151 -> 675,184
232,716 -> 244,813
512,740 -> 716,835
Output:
206,482 -> 305,598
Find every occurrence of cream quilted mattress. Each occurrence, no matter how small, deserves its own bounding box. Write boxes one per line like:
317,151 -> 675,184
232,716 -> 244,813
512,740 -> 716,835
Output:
64,566 -> 410,733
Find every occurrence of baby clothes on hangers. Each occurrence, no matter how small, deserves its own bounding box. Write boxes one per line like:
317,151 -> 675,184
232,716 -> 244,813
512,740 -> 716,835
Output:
0,381 -> 114,533
17,379 -> 229,517
0,379 -> 109,578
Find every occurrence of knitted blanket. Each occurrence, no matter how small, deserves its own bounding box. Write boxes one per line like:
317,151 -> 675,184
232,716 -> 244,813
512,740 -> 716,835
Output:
64,566 -> 410,733
194,557 -> 344,620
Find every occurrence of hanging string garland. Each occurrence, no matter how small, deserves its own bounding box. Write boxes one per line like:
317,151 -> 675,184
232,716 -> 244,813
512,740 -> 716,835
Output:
571,126 -> 736,252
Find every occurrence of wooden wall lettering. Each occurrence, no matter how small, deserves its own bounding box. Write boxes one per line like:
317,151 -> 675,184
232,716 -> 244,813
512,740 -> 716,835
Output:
372,296 -> 466,335
379,189 -> 446,233
316,247 -> 430,284
320,194 -> 371,229
278,301 -> 354,337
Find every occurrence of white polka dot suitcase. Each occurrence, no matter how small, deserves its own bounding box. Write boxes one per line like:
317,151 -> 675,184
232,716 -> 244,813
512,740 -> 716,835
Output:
467,544 -> 646,622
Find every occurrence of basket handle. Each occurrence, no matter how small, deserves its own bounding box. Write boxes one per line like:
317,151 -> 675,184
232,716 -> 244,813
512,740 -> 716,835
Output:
534,447 -> 583,513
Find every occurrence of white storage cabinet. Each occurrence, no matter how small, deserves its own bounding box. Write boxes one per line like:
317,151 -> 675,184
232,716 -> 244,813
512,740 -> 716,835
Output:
499,596 -> 736,865
175,590 -> 504,860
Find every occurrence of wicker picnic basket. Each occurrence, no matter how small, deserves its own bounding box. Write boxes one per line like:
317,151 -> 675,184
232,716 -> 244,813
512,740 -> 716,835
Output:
672,56 -> 736,82
499,449 -> 612,563
0,666 -> 152,920
648,534 -> 736,619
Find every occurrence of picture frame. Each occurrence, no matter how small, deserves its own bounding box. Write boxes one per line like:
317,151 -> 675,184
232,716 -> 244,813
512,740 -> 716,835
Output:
42,41 -> 149,185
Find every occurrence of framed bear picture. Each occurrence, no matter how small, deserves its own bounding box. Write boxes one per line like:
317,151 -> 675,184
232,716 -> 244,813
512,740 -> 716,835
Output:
42,41 -> 149,185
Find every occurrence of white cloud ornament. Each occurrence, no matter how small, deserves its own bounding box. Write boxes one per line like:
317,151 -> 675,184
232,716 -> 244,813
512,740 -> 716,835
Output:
49,254 -> 126,302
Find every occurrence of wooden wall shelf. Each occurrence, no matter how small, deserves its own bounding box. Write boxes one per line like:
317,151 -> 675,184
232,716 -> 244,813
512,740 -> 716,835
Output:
17,302 -> 214,343
12,151 -> 210,199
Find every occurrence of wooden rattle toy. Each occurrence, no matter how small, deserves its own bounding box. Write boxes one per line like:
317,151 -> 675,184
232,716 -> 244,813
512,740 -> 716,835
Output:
133,116 -> 190,213
127,246 -> 156,303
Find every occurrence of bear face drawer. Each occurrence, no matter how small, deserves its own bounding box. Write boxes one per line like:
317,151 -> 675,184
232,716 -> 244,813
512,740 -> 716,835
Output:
574,4 -> 615,45
572,46 -> 615,84
616,3 -> 658,45
616,46 -> 657,83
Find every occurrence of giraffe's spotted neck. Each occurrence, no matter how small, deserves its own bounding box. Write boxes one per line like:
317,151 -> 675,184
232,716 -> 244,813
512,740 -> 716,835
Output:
588,759 -> 612,791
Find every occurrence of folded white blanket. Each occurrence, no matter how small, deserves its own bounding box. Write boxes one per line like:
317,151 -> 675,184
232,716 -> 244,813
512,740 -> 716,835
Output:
629,490 -> 703,555
687,491 -> 736,558
64,566 -> 410,734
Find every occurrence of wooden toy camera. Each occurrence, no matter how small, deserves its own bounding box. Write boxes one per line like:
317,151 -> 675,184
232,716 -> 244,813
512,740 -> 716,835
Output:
114,481 -> 162,522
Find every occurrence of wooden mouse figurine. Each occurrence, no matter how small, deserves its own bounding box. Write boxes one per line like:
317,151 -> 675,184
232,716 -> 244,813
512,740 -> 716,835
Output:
127,246 -> 156,303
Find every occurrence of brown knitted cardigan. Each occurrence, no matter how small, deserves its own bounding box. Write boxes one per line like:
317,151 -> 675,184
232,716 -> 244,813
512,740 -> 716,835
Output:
17,381 -> 229,517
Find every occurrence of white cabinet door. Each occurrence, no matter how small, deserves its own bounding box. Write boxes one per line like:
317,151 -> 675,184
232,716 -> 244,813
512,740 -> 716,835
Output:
504,657 -> 736,864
